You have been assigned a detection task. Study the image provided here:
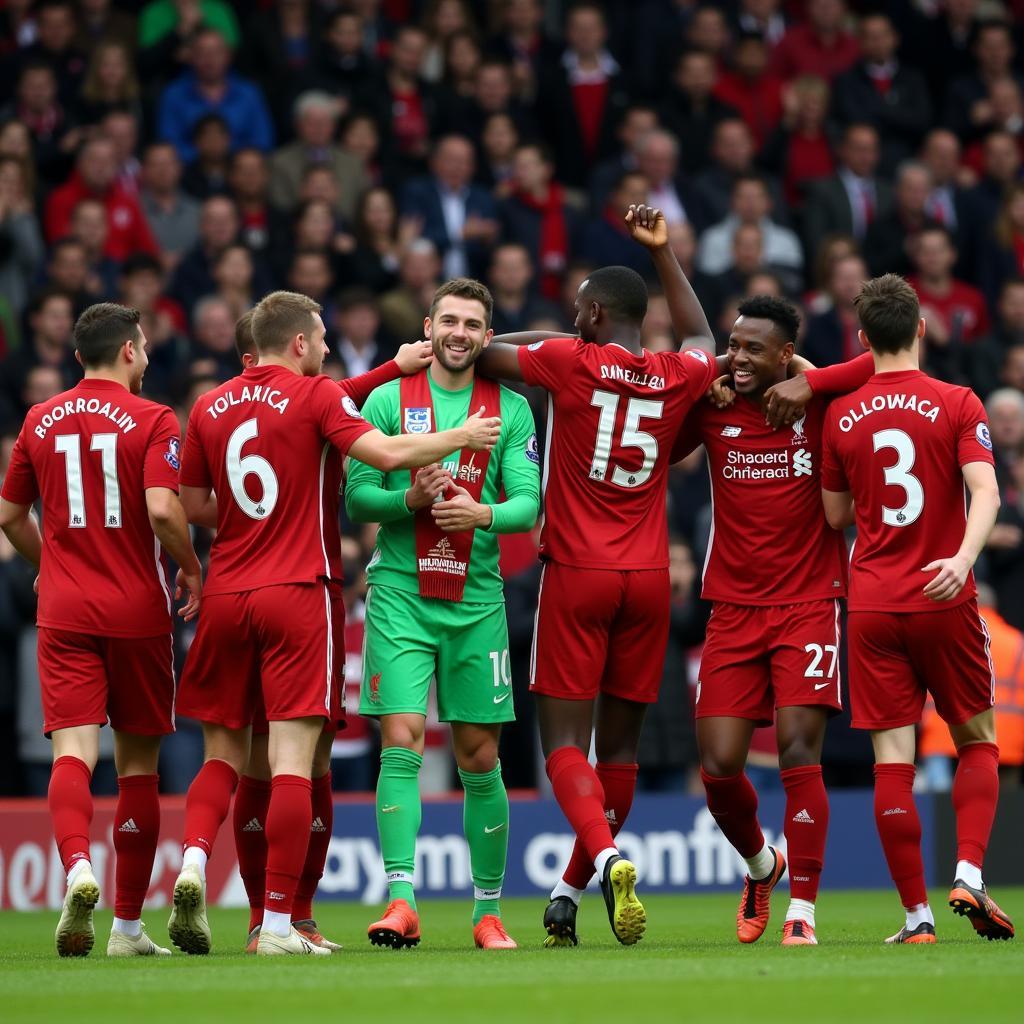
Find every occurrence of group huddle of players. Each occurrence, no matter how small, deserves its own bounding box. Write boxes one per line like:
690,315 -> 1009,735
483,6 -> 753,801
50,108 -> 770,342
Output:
0,204 -> 1014,959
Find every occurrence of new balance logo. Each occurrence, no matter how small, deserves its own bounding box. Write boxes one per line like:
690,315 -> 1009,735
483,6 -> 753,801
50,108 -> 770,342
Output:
605,809 -> 618,825
792,448 -> 813,477
721,426 -> 742,437
118,818 -> 140,833
311,817 -> 327,833
882,808 -> 908,816
792,808 -> 815,824
242,817 -> 263,833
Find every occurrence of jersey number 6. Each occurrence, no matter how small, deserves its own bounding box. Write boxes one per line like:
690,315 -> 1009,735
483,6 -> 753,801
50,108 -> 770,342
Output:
226,418 -> 279,520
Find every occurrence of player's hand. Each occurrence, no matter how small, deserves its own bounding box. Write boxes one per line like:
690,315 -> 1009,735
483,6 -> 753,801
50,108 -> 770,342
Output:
175,566 -> 202,621
395,340 -> 433,375
405,463 -> 449,511
764,374 -> 813,428
921,554 -> 972,602
707,374 -> 735,408
431,483 -> 492,532
462,407 -> 501,451
625,204 -> 668,250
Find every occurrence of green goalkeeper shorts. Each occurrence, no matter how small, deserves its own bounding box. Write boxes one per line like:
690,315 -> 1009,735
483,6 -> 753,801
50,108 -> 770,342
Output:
360,584 -> 515,723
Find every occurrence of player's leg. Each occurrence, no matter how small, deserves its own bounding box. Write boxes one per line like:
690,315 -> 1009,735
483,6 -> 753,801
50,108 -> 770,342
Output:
234,724 -> 271,950
107,730 -> 169,957
292,724 -> 342,950
39,627 -> 106,957
361,585 -> 434,948
776,705 -> 830,946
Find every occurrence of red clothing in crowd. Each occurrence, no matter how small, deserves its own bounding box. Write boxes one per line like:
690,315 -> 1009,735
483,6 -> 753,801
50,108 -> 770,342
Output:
45,170 -> 158,261
771,25 -> 860,82
909,276 -> 991,343
713,71 -> 784,149
783,131 -> 835,205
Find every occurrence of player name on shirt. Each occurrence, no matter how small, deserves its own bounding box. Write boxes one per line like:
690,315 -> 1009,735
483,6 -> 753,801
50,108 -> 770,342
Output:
598,364 -> 666,390
204,383 -> 290,419
836,392 -> 941,433
33,395 -> 138,438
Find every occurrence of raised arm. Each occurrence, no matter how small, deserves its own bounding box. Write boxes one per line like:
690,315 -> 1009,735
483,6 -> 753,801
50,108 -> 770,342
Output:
625,204 -> 714,347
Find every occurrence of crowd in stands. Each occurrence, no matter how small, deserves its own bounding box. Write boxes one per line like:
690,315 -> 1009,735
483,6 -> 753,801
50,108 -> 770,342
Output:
1,0 -> 1023,797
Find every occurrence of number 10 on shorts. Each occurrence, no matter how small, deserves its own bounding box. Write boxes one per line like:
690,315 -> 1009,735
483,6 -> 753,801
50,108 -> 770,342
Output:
489,649 -> 512,705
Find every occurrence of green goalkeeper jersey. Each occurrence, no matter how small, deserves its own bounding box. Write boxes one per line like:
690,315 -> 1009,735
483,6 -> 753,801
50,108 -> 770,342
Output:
345,373 -> 540,604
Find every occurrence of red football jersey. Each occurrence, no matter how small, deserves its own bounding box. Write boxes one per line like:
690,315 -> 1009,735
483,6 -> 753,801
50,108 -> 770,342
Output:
179,364 -> 374,596
674,395 -> 848,605
517,338 -> 717,569
1,379 -> 180,637
821,369 -> 995,612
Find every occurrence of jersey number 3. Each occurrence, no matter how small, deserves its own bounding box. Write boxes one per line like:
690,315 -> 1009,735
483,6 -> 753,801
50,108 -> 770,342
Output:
872,428 -> 923,527
589,390 -> 665,488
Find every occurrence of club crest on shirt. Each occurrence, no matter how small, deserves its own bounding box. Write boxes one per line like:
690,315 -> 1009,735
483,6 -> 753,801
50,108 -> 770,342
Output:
164,437 -> 180,470
686,348 -> 709,365
526,433 -> 539,464
404,407 -> 432,434
976,422 -> 993,450
341,395 -> 363,419
790,414 -> 807,444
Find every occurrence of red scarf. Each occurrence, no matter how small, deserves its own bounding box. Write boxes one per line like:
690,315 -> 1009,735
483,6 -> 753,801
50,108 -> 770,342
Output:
514,184 -> 569,301
400,370 -> 500,602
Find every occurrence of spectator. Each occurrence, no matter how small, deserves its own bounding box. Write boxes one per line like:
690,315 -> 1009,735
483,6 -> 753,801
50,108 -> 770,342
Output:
908,0 -> 983,110
267,91 -> 370,220
208,243 -> 254,322
434,29 -> 484,117
487,0 -> 561,104
637,130 -> 707,231
304,10 -> 375,108
580,170 -> 657,280
179,113 -> 231,200
771,0 -> 860,83
980,182 -> 1024,308
333,287 -> 395,378
713,31 -> 784,150
157,26 -> 273,162
289,198 -> 344,279
945,20 -> 1024,143
963,129 -> 1022,258
486,243 -> 558,336
864,160 -> 937,277
138,141 -> 200,270
43,238 -> 100,313
77,39 -> 140,124
696,174 -> 803,280
3,62 -> 78,187
477,112 -> 520,196
686,4 -> 732,66
339,112 -> 383,185
138,0 -> 240,51
734,0 -> 788,48
287,250 -> 334,321
539,3 -> 630,188
67,197 -> 119,297
13,0 -> 86,106
227,148 -> 286,261
919,128 -> 971,243
44,135 -> 157,261
99,108 -> 141,197
0,156 -> 44,317
761,74 -> 835,208
660,50 -> 737,176
338,185 -> 410,294
400,134 -> 498,280
378,238 -> 442,343
439,58 -> 535,142
804,122 -> 892,257
188,293 -> 240,379
74,0 -> 136,55
499,143 -> 581,301
170,193 -> 238,311
802,252 -> 868,366
969,279 -> 1024,398
832,13 -> 931,173
588,104 -> 660,216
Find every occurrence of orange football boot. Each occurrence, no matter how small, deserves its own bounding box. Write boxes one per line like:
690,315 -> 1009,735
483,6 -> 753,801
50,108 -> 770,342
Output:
245,925 -> 260,954
736,847 -> 787,943
781,919 -> 817,946
367,899 -> 421,949
949,880 -> 1015,941
294,919 -> 343,951
473,915 -> 517,950
885,922 -> 936,944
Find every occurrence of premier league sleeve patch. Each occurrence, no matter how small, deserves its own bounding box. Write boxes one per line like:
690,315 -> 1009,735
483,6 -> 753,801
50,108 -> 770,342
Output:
404,407 -> 432,434
526,432 -> 540,464
164,437 -> 180,470
976,422 -> 993,450
341,395 -> 364,419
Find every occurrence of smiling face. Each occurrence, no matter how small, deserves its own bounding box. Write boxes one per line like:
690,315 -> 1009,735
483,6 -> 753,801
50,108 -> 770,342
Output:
425,295 -> 492,373
726,315 -> 793,396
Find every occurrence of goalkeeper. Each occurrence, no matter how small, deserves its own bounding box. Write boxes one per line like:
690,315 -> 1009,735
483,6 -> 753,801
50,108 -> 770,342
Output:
346,278 -> 539,951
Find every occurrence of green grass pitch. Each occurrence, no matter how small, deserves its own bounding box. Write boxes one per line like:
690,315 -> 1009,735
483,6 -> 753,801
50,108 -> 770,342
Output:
2,890 -> 1022,1023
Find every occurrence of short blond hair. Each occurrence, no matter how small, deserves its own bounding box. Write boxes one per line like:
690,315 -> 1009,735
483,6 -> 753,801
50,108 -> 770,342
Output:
251,290 -> 322,354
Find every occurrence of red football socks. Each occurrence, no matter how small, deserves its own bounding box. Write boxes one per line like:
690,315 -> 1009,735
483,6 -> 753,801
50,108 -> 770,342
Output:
952,741 -> 1000,868
183,758 -> 239,857
562,761 -> 638,889
48,755 -> 94,873
291,772 -> 333,922
780,764 -> 829,903
113,774 -> 160,920
233,774 -> 271,932
546,747 -> 615,864
874,763 -> 927,908
263,774 -> 312,917
700,768 -> 765,859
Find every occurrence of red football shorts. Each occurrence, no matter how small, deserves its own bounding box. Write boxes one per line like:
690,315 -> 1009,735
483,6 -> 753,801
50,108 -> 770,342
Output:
37,628 -> 174,736
529,562 -> 669,704
697,600 -> 844,725
177,582 -> 344,730
847,598 -> 994,730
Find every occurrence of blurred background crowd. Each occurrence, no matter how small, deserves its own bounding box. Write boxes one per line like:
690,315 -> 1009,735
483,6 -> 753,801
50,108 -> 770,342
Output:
1,0 -> 1023,799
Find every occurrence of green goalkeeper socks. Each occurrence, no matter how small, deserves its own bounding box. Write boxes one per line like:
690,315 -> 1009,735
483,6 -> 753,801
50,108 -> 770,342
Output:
376,746 -> 423,911
459,762 -> 509,924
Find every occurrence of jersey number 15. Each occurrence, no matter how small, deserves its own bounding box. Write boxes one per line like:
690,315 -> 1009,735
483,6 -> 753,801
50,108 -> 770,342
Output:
589,390 -> 665,489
